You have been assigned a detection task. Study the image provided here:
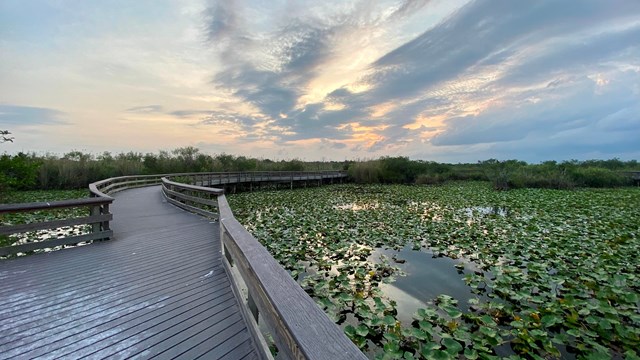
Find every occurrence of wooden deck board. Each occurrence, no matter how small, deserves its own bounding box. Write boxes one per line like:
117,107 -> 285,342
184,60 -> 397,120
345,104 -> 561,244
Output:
0,186 -> 258,360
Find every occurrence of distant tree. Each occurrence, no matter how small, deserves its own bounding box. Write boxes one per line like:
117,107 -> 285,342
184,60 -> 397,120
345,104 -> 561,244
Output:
1,130 -> 14,143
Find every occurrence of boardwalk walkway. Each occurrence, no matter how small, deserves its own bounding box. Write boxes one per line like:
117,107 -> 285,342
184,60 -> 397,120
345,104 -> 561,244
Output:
0,186 -> 258,359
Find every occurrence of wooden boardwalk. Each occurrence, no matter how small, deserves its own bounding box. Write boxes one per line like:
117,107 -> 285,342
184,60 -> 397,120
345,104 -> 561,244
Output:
0,186 -> 258,359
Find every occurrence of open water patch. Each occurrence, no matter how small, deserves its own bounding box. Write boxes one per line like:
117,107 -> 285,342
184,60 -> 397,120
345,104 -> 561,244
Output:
372,245 -> 479,325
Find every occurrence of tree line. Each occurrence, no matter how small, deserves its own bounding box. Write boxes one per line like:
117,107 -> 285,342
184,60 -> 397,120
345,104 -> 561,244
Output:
0,148 -> 638,193
348,157 -> 639,189
0,147 -> 346,192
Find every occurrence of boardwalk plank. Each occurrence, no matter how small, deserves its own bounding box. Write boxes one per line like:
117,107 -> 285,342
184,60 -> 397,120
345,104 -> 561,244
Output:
178,321 -> 251,359
50,291 -> 237,359
217,340 -> 259,360
2,273 -> 228,352
151,316 -> 246,360
0,253 -> 220,324
0,223 -> 219,294
99,298 -> 238,359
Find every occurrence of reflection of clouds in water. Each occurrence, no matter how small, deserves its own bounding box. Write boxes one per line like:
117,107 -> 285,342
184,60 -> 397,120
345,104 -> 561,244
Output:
379,282 -> 426,326
374,245 -> 480,317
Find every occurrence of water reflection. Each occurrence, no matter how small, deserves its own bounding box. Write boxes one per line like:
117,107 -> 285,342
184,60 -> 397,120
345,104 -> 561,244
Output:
372,245 -> 478,325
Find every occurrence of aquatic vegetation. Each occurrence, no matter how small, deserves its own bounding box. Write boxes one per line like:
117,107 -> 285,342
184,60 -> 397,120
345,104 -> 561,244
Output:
229,182 -> 640,359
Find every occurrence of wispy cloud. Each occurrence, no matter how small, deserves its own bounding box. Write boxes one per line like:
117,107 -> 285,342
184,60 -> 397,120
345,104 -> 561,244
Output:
0,105 -> 66,125
125,105 -> 164,113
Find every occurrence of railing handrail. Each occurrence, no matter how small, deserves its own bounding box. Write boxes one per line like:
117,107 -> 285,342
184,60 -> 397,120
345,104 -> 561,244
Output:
89,173 -> 170,197
162,177 -> 225,195
0,173 -> 165,256
88,171 -> 346,197
0,197 -> 112,214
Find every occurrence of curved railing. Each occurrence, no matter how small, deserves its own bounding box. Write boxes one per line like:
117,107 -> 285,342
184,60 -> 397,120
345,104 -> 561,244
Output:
161,171 -> 365,360
160,171 -> 347,219
0,197 -> 113,256
1,174 -> 177,256
90,173 -> 169,197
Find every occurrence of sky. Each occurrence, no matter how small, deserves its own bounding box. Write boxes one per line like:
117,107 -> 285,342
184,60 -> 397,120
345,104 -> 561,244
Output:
1,0 -> 639,163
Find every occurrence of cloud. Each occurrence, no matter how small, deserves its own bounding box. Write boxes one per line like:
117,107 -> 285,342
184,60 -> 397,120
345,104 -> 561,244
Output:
168,109 -> 211,118
198,0 -> 640,161
197,110 -> 262,128
203,0 -> 441,140
204,0 -> 239,44
207,16 -> 337,119
495,25 -> 640,88
388,0 -> 433,21
320,138 -> 347,150
364,0 -> 640,102
431,72 -> 640,147
125,105 -> 164,113
312,0 -> 640,160
0,105 -> 66,125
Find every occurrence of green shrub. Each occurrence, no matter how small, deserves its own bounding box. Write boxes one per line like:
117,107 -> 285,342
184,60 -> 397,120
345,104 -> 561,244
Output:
508,170 -> 575,190
348,161 -> 383,183
569,167 -> 631,187
0,153 -> 40,190
380,157 -> 421,183
415,172 -> 451,185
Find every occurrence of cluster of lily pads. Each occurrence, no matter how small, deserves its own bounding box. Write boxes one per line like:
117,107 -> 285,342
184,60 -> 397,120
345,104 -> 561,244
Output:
228,182 -> 640,359
1,190 -> 90,255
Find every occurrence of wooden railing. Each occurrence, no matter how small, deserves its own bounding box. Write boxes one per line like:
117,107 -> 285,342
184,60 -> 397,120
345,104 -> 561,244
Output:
160,171 -> 346,219
162,171 -> 364,360
0,174 -> 171,256
0,171 -> 346,256
162,177 -> 223,218
89,173 -> 168,196
0,197 -> 113,256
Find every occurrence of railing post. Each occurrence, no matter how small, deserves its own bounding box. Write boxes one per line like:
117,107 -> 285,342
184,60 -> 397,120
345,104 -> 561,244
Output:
91,205 -> 101,233
248,292 -> 259,322
102,203 -> 110,231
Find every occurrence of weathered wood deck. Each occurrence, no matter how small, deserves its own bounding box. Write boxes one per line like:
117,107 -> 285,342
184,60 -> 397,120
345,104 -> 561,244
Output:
0,186 -> 258,359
